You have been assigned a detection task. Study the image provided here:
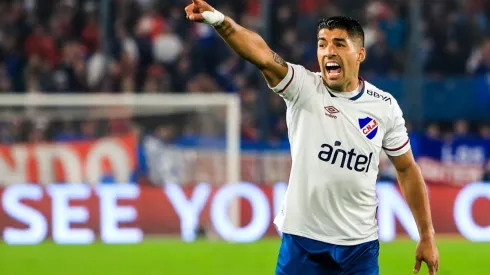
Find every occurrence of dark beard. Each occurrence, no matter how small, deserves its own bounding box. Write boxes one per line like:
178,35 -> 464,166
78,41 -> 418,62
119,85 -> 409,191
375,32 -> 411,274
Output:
322,76 -> 344,92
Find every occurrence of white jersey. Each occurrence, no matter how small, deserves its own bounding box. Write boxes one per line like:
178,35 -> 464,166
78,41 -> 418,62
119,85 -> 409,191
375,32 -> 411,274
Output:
270,63 -> 411,245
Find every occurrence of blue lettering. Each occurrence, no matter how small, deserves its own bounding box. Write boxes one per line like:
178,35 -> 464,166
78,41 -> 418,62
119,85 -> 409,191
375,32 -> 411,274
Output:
346,149 -> 356,170
332,150 -> 347,167
354,155 -> 368,172
318,144 -> 333,161
318,142 -> 372,173
367,90 -> 392,104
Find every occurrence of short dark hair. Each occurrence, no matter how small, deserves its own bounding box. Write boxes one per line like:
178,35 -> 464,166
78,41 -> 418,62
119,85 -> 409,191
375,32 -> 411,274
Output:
317,16 -> 364,47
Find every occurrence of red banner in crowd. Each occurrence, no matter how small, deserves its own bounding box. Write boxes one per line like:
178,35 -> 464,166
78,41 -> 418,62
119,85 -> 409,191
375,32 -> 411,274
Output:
0,135 -> 137,186
0,183 -> 489,244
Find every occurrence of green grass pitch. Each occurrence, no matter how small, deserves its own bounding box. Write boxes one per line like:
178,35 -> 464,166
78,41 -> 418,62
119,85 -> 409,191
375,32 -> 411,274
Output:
1,237 -> 489,275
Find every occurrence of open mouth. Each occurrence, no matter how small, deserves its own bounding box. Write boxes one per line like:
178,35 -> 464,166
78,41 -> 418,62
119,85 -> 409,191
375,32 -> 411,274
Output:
325,62 -> 342,79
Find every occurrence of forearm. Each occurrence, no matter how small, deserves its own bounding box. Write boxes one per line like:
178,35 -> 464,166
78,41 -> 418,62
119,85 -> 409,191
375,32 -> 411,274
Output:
214,17 -> 276,69
185,1 -> 287,86
397,163 -> 435,240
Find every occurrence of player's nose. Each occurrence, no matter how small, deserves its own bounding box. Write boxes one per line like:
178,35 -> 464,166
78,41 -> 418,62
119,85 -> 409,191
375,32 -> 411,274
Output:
326,53 -> 337,60
325,45 -> 337,57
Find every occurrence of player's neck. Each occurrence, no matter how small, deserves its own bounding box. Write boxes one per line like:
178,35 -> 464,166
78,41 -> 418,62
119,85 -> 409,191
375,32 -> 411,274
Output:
343,79 -> 360,93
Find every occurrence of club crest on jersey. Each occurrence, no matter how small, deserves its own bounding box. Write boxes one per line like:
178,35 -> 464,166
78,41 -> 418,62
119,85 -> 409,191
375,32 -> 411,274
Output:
358,117 -> 378,140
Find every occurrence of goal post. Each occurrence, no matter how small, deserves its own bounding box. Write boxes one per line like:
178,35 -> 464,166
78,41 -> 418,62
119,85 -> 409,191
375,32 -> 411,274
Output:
0,92 -> 241,185
0,92 -> 242,233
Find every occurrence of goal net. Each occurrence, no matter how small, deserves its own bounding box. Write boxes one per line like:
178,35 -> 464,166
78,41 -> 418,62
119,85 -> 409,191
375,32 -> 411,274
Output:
0,93 -> 240,187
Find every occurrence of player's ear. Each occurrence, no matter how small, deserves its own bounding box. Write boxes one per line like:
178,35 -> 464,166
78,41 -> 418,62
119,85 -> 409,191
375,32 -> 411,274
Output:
358,47 -> 366,63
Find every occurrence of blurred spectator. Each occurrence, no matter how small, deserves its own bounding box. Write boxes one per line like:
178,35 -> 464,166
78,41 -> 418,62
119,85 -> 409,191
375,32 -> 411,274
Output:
479,124 -> 490,139
378,3 -> 405,52
153,25 -> 183,65
24,24 -> 57,68
363,16 -> 379,49
143,64 -> 171,93
28,116 -> 48,143
241,110 -> 259,143
362,29 -> 397,76
453,120 -> 470,138
54,120 -> 80,142
80,120 -> 98,140
81,13 -> 99,55
467,38 -> 490,75
426,123 -> 441,139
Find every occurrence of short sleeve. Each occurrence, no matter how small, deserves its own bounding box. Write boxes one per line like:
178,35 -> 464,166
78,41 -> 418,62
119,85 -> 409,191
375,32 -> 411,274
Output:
268,62 -> 307,103
382,99 -> 411,156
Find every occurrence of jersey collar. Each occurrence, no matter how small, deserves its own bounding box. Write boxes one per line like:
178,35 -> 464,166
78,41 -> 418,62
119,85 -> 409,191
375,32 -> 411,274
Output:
326,78 -> 365,101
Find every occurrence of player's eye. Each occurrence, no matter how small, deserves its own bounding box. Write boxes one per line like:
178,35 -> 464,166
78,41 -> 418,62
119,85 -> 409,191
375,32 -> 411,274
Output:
318,44 -> 325,48
336,43 -> 345,48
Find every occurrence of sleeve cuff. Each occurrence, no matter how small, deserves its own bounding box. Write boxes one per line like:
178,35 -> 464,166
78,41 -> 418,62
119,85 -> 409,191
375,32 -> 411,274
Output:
383,138 -> 411,156
269,63 -> 295,94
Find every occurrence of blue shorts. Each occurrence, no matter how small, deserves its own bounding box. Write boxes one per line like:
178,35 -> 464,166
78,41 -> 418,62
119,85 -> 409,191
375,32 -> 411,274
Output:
276,233 -> 379,275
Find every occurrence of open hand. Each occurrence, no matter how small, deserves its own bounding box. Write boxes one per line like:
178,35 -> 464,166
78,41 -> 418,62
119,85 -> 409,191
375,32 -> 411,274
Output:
184,0 -> 214,22
414,238 -> 439,275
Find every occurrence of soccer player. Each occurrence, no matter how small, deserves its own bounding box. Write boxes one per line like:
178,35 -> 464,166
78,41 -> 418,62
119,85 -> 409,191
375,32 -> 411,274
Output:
185,1 -> 440,274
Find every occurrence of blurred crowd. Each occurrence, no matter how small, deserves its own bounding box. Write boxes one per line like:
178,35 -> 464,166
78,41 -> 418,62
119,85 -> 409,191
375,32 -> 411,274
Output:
0,0 -> 488,145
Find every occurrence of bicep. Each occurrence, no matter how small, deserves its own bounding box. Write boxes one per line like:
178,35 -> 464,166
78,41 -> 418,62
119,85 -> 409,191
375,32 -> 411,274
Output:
388,149 -> 416,174
261,50 -> 289,88
389,149 -> 426,197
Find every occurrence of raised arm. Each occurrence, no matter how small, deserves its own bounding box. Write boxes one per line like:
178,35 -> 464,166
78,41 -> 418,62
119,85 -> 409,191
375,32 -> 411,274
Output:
184,0 -> 288,87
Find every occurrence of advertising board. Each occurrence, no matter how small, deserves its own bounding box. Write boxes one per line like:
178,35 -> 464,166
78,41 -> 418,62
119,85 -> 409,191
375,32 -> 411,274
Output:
1,182 -> 489,244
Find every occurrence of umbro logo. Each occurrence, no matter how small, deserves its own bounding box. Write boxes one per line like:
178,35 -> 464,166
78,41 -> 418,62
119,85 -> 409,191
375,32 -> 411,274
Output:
324,106 -> 339,119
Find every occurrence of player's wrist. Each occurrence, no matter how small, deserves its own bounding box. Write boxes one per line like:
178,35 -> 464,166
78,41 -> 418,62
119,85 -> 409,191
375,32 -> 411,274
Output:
420,234 -> 435,241
419,228 -> 435,242
202,8 -> 225,27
